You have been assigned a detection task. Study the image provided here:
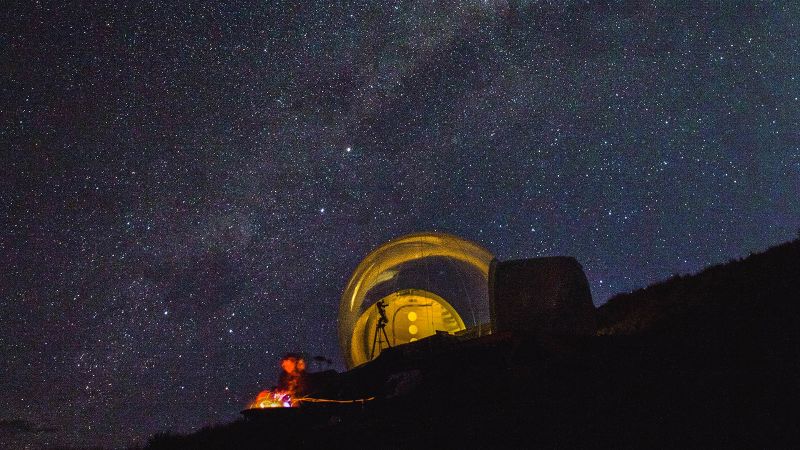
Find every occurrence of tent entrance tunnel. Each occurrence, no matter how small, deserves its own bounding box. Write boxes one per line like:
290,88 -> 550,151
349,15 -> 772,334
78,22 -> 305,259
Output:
350,289 -> 466,363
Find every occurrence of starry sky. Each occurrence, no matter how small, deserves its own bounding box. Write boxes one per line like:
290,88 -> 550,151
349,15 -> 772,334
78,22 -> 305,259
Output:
2,0 -> 799,447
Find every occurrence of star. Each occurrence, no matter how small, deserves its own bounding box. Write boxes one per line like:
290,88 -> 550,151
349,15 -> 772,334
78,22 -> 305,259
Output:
3,1 -> 798,447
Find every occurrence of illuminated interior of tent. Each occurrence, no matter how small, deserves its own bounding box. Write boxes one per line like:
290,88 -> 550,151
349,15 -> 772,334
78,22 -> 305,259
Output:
339,232 -> 494,368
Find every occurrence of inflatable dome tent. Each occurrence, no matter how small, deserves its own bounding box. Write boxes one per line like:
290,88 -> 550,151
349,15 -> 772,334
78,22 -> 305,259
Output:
338,232 -> 494,368
338,232 -> 597,369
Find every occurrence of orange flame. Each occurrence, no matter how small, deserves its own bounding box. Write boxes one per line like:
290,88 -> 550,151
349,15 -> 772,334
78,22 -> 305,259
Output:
248,389 -> 295,408
247,354 -> 306,409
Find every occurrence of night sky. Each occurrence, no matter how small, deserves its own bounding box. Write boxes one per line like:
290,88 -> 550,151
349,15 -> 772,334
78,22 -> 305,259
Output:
3,0 -> 799,447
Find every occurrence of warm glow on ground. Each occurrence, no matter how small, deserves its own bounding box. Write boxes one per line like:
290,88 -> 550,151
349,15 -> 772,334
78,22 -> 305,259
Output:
248,389 -> 294,408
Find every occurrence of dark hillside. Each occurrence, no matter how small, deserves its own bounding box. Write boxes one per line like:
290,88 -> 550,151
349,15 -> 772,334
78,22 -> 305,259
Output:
597,239 -> 800,366
144,239 -> 800,449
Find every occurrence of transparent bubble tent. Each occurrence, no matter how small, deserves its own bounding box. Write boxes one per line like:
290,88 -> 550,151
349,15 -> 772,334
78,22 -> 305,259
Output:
338,232 -> 495,368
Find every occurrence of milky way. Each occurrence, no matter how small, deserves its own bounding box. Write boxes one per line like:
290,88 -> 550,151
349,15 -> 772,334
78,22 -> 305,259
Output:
2,1 -> 799,447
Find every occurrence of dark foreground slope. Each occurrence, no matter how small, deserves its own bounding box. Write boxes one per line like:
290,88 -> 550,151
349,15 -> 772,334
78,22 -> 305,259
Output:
146,240 -> 800,449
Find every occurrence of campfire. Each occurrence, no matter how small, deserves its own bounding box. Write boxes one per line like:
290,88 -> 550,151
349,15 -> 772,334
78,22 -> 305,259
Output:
246,353 -> 305,410
245,353 -> 374,412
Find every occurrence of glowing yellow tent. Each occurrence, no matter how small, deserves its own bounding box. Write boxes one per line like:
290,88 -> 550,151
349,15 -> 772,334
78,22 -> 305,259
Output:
338,232 -> 494,368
